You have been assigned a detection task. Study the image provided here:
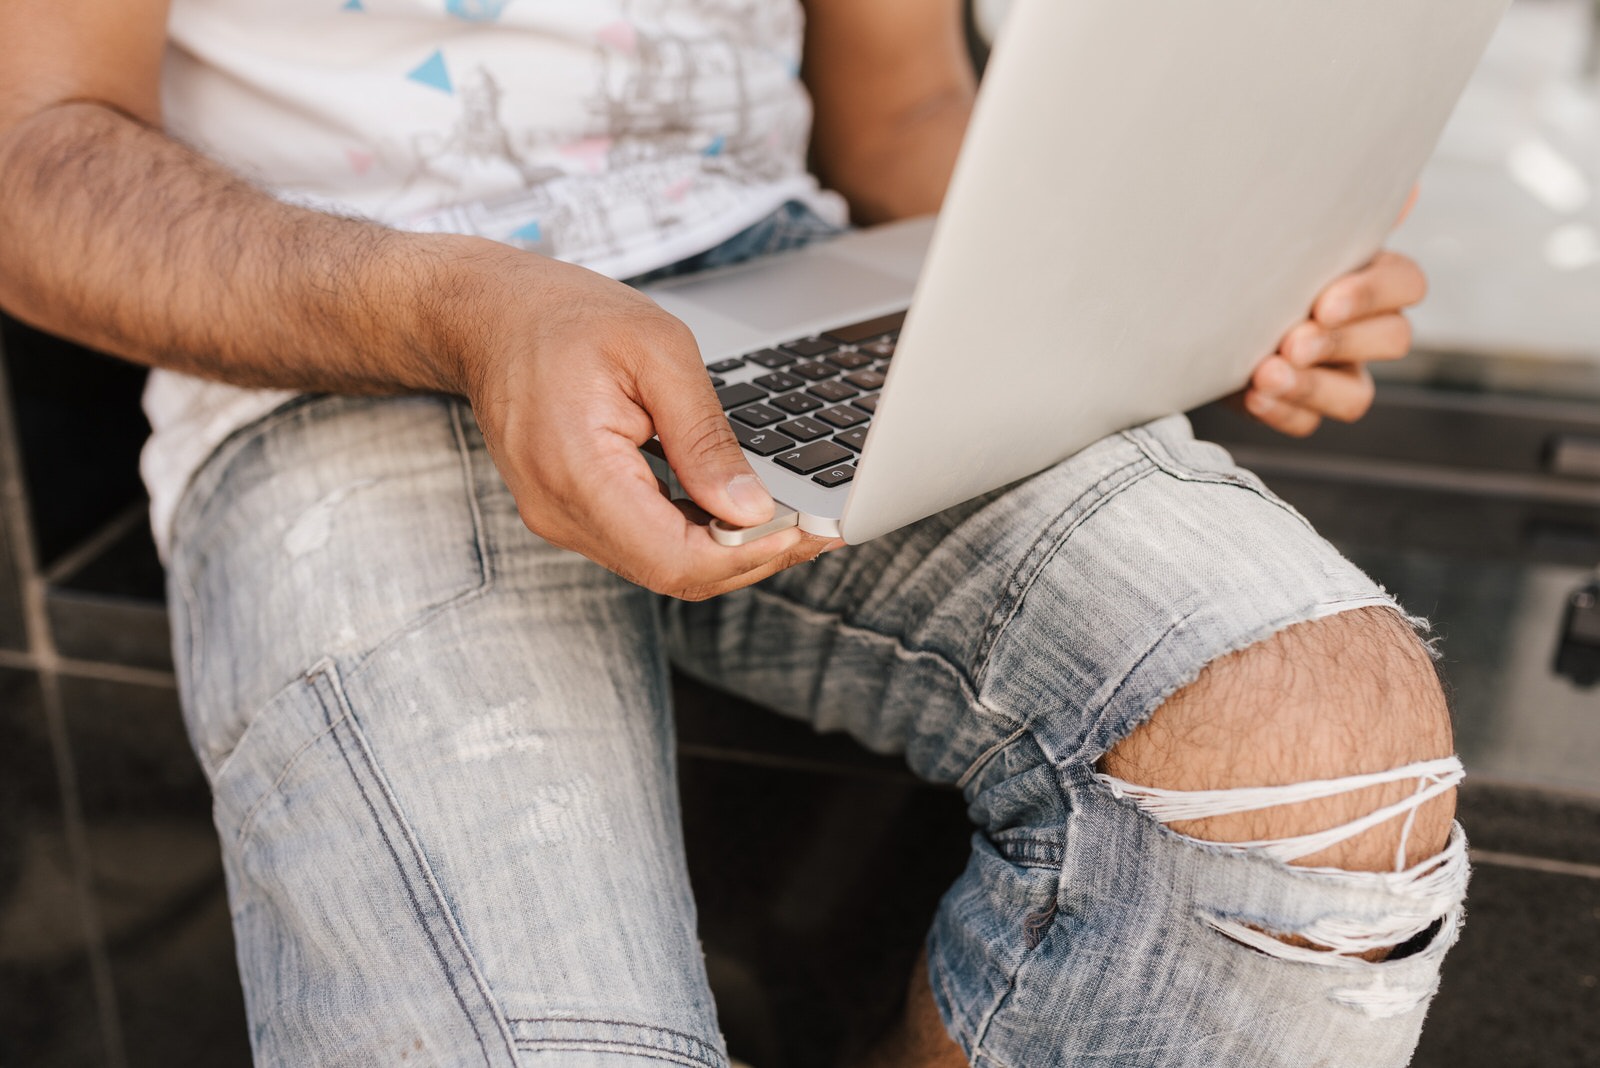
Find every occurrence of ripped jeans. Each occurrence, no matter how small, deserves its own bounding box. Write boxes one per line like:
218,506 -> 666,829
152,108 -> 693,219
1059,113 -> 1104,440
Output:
167,395 -> 1466,1068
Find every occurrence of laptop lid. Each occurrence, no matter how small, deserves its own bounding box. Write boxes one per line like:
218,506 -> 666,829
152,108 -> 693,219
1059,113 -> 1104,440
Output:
836,0 -> 1508,542
645,0 -> 1508,544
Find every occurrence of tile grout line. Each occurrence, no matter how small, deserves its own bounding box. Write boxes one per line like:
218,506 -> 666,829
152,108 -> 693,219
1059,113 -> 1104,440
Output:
0,350 -> 130,1068
1469,848 -> 1600,881
0,647 -> 177,688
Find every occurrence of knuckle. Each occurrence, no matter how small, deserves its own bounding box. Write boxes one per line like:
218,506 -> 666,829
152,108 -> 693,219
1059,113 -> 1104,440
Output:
680,408 -> 739,461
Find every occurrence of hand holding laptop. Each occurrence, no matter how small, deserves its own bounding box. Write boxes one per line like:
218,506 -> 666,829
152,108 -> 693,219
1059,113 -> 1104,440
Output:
1246,191 -> 1429,438
451,241 -> 836,600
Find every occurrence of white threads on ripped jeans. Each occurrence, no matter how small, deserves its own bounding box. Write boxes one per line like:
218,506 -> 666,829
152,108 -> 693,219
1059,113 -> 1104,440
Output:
1097,757 -> 1467,975
1097,757 -> 1463,866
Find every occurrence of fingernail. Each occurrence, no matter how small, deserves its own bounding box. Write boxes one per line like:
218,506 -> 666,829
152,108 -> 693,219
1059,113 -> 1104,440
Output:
727,474 -> 773,520
821,538 -> 847,553
1246,391 -> 1277,414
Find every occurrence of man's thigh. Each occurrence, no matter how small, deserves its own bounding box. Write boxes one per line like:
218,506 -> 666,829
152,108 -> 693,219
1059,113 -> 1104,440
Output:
168,395 -> 724,1068
666,413 -> 1398,777
666,414 -> 1453,1065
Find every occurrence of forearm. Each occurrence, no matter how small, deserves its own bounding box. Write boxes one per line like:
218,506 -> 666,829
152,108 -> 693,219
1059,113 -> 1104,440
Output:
801,0 -> 975,225
0,101 -> 477,395
811,92 -> 972,224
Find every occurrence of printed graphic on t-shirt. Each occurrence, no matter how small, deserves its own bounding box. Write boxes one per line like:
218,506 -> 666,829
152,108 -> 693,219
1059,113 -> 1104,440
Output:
163,0 -> 818,273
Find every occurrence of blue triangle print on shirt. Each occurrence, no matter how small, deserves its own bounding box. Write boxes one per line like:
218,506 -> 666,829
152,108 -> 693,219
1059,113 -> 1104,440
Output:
508,220 -> 542,243
407,51 -> 453,94
447,0 -> 511,20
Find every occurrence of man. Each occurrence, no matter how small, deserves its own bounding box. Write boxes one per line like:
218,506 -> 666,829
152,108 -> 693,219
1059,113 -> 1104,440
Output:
0,1 -> 1462,1065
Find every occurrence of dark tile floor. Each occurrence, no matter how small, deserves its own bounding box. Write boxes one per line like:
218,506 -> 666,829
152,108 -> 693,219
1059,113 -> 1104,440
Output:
5,662 -> 1600,1067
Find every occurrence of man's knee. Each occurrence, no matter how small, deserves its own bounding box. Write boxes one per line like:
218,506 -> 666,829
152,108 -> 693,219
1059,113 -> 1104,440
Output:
1099,606 -> 1456,874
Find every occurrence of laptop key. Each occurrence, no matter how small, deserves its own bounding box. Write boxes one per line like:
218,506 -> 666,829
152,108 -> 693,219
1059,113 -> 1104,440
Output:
861,339 -> 896,358
709,376 -> 726,388
716,382 -> 767,410
707,358 -> 746,374
733,425 -> 795,456
825,350 -> 874,371
835,427 -> 869,452
754,371 -> 805,392
843,370 -> 886,390
778,417 -> 831,442
824,311 -> 906,344
771,391 -> 823,415
851,394 -> 880,415
780,336 -> 839,358
817,404 -> 869,429
731,403 -> 785,428
808,380 -> 859,403
813,464 -> 856,488
775,440 -> 854,475
792,361 -> 838,381
747,349 -> 796,369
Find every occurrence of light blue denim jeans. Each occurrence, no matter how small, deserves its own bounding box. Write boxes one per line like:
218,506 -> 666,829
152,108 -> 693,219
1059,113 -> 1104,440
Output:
165,209 -> 1465,1067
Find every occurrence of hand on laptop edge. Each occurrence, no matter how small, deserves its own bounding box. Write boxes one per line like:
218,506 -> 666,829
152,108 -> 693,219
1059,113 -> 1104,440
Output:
1242,188 -> 1427,438
455,245 -> 838,600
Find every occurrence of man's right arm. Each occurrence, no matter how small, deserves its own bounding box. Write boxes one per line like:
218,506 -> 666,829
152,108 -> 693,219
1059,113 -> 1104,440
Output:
0,0 -> 832,597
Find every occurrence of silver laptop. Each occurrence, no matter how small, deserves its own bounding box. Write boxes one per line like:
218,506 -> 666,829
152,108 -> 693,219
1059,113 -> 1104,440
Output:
642,0 -> 1508,545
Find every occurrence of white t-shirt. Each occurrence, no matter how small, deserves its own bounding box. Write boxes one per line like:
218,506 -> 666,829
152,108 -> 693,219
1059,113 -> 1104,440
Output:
142,0 -> 843,554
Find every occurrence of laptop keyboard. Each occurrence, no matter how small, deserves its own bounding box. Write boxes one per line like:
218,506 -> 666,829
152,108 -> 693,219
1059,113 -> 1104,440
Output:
705,310 -> 904,490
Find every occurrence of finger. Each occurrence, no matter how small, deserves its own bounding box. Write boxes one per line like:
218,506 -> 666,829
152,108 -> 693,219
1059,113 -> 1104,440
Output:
1256,363 -> 1376,424
633,331 -> 775,529
675,533 -> 840,601
1279,314 -> 1412,369
1395,184 -> 1420,229
1243,390 -> 1323,438
1313,251 -> 1427,328
573,440 -> 804,595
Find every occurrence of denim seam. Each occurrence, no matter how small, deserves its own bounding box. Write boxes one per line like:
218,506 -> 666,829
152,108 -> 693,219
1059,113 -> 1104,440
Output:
509,1041 -> 716,1068
347,400 -> 497,685
969,455 -> 1156,686
506,1017 -> 723,1068
171,395 -> 493,773
740,459 -> 1155,746
232,704 -> 352,848
744,587 -> 1026,734
508,1016 -> 723,1068
1125,425 -> 1318,531
925,940 -> 991,1064
964,767 -> 1085,1068
312,659 -> 518,1067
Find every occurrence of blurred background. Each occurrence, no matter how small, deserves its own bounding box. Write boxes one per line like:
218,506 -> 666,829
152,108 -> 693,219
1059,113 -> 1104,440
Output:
3,1 -> 1599,1065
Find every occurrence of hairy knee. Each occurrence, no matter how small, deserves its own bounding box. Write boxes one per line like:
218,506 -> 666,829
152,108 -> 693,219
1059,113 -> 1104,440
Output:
1100,606 -> 1456,874
1097,608 -> 1464,963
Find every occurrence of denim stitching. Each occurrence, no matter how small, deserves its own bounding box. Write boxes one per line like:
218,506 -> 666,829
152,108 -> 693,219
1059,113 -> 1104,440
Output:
1126,425 -> 1318,531
510,1041 -> 716,1068
744,588 -> 1024,734
926,942 -> 988,1060
346,401 -> 497,685
314,663 -> 516,1067
507,1017 -> 723,1068
232,701 -> 351,847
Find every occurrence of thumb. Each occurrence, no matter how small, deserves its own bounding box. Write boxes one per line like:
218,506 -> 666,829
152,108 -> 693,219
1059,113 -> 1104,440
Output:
647,370 -> 776,528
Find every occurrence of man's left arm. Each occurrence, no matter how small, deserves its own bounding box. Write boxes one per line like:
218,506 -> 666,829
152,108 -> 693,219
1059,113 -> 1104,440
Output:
800,0 -> 1427,436
800,0 -> 974,224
